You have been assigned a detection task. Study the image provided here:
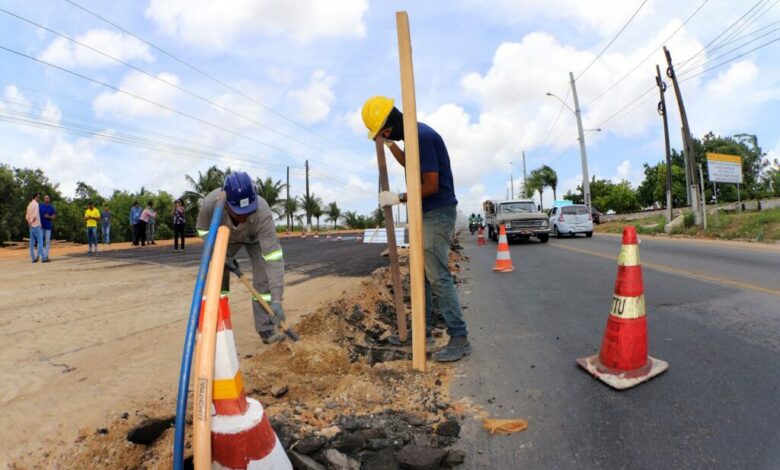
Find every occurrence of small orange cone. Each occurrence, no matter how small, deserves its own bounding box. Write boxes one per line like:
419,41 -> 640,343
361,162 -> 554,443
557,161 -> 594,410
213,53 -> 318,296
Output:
314,232 -> 319,239
336,235 -> 342,241
202,295 -> 293,469
477,226 -> 486,246
492,224 -> 514,272
326,231 -> 332,240
576,226 -> 668,390
301,232 -> 307,240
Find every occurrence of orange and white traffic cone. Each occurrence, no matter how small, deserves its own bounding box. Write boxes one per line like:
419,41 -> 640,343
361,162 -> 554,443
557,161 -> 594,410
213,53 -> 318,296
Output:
336,235 -> 342,241
314,232 -> 319,239
492,224 -> 514,272
204,295 -> 293,469
326,231 -> 332,240
477,226 -> 486,246
301,232 -> 307,240
576,226 -> 668,390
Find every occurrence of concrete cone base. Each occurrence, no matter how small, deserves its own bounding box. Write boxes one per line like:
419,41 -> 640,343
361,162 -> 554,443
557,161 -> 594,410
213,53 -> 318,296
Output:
576,354 -> 668,390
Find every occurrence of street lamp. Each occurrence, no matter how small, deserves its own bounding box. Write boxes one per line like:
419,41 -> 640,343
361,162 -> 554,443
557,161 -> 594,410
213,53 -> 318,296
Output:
546,71 -> 595,208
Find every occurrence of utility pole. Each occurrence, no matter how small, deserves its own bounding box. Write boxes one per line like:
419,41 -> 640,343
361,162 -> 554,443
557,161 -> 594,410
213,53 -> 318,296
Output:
664,46 -> 702,226
522,151 -> 527,198
655,65 -> 673,224
305,160 -> 311,232
699,163 -> 707,229
569,71 -> 591,209
286,166 -> 290,232
510,172 -> 514,199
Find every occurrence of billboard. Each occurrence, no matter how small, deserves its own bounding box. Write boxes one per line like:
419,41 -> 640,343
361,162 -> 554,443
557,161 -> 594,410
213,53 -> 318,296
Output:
706,153 -> 743,184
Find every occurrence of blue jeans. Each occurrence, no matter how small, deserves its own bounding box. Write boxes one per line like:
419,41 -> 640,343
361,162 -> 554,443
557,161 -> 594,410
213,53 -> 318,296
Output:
102,225 -> 110,244
87,227 -> 98,251
29,226 -> 43,261
423,205 -> 467,337
43,229 -> 52,260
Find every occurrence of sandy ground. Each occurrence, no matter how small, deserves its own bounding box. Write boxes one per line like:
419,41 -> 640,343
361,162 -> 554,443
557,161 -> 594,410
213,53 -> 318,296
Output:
0,242 -> 367,467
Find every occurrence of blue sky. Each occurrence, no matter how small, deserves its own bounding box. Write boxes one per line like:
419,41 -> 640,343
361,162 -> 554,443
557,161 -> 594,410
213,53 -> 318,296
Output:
1,0 -> 780,217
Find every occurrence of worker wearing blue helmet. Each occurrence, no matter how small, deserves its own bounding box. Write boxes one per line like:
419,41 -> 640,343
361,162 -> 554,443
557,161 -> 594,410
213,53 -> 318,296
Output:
197,171 -> 287,344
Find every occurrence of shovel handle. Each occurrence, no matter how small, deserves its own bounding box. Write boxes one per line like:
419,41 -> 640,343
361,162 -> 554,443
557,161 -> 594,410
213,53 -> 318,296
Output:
235,273 -> 293,333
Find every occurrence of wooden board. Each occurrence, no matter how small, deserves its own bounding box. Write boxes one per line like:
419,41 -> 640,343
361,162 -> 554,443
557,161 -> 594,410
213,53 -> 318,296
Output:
375,139 -> 408,343
396,11 -> 426,371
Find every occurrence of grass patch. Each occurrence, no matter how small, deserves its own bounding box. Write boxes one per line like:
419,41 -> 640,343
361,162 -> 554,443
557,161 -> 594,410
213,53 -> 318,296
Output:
595,215 -> 666,235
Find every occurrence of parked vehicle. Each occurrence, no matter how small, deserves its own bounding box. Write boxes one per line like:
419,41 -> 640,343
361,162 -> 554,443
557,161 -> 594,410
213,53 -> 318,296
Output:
549,204 -> 593,238
483,199 -> 550,243
591,206 -> 601,225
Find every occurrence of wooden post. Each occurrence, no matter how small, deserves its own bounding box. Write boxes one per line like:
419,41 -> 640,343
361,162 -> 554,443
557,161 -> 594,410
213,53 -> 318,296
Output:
193,226 -> 230,469
376,139 -> 408,342
396,11 -> 426,371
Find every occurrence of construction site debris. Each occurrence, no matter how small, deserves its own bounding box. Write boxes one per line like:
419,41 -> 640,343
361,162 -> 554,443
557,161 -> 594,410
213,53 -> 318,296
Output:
126,416 -> 175,446
482,418 -> 529,435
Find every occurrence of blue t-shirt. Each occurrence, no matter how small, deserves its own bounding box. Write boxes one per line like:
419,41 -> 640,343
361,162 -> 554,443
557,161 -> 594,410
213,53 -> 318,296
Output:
39,203 -> 56,231
416,122 -> 458,212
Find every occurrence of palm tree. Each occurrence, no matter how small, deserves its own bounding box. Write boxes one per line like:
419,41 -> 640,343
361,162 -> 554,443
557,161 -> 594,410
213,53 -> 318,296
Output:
341,210 -> 361,229
370,207 -> 385,227
255,176 -> 285,217
540,165 -> 558,201
283,196 -> 299,231
301,193 -> 322,230
528,169 -> 546,211
326,201 -> 341,229
184,166 -> 227,204
312,204 -> 323,231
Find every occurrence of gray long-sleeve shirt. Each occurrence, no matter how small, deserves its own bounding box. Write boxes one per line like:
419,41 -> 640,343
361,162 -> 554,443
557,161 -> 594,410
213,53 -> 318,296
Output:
196,189 -> 285,302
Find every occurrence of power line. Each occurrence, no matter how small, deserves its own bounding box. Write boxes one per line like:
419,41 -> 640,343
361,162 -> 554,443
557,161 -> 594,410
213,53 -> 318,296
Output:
0,7 -> 358,172
583,0 -> 709,108
62,0 -> 362,157
576,0 -> 649,80
679,33 -> 780,83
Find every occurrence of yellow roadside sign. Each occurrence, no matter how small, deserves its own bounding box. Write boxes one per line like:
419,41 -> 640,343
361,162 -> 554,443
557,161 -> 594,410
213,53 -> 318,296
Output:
706,152 -> 742,184
706,153 -> 742,164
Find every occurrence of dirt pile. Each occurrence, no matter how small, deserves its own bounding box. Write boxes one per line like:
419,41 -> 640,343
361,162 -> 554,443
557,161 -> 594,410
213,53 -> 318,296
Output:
19,246 -> 470,469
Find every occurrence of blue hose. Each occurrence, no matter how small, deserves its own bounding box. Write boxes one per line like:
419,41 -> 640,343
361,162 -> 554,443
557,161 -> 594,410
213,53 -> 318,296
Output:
173,196 -> 224,470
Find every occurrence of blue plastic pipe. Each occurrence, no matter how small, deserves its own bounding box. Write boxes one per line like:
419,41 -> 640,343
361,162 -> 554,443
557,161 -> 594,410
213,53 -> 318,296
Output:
173,195 -> 224,470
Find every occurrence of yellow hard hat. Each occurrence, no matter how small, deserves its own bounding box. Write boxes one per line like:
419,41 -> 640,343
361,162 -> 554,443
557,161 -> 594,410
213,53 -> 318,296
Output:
361,96 -> 395,140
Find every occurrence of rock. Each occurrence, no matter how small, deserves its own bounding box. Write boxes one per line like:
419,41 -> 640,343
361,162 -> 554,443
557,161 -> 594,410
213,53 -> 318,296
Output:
665,214 -> 685,234
403,413 -> 427,427
342,416 -> 366,431
334,432 -> 366,453
321,449 -> 360,470
271,384 -> 289,398
435,418 -> 460,437
295,435 -> 328,455
366,438 -> 391,451
270,416 -> 296,450
318,426 -> 341,439
359,428 -> 386,440
350,305 -> 366,323
120,412 -> 129,420
288,450 -> 327,470
126,416 -> 174,446
396,444 -> 447,470
362,447 -> 400,470
96,428 -> 109,435
442,449 -> 466,468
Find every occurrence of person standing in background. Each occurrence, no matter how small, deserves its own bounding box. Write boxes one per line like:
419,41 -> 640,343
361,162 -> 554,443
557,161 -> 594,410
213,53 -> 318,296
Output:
101,204 -> 111,245
138,201 -> 154,247
146,202 -> 157,245
39,195 -> 56,263
173,199 -> 186,253
130,201 -> 142,246
25,193 -> 43,263
84,201 -> 101,255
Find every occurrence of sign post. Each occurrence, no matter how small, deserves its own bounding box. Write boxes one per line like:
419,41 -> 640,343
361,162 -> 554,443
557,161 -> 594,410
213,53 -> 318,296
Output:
706,153 -> 743,216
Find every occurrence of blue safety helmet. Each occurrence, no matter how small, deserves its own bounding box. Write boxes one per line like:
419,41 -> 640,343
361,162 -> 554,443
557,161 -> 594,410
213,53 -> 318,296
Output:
223,171 -> 257,215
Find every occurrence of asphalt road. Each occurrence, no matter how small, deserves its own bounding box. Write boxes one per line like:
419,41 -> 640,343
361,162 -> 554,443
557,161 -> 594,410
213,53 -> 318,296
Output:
454,233 -> 780,469
69,236 -> 386,282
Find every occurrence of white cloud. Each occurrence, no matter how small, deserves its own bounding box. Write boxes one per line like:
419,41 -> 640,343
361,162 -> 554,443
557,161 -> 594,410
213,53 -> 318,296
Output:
1,85 -> 31,113
145,0 -> 368,49
38,30 -> 154,68
344,105 -> 365,136
288,70 -> 336,124
40,100 -> 62,124
93,71 -> 180,117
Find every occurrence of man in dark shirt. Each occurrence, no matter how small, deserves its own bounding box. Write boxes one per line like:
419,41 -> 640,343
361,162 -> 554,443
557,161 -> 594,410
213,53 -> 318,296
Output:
362,96 -> 470,362
39,194 -> 56,263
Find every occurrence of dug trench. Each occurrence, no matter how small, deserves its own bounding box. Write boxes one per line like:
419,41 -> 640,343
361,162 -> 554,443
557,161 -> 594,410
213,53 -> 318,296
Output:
26,244 -> 473,469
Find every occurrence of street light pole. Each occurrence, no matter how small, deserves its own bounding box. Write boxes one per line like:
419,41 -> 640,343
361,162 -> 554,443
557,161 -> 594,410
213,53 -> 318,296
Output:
569,71 -> 591,209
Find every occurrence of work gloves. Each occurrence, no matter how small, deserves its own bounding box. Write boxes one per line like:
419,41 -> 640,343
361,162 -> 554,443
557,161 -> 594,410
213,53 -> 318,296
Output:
270,301 -> 286,326
379,191 -> 402,208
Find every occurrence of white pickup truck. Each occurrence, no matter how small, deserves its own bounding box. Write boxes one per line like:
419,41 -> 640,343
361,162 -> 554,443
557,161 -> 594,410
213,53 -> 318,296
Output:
483,199 -> 550,243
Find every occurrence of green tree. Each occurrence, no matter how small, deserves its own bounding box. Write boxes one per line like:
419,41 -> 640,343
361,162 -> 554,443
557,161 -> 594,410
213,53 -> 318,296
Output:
184,166 -> 227,207
370,207 -> 385,227
341,210 -> 360,228
540,165 -> 558,201
0,164 -> 19,244
283,196 -> 299,230
312,203 -> 323,231
255,176 -> 285,217
528,169 -> 546,211
301,193 -> 322,229
326,201 -> 341,228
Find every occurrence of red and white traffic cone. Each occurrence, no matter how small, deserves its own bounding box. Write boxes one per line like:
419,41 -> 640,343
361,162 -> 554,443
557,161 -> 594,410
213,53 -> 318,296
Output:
492,224 -> 514,272
576,226 -> 668,390
301,232 -> 307,240
336,235 -> 342,241
205,295 -> 293,469
314,232 -> 319,239
477,226 -> 486,246
326,231 -> 332,240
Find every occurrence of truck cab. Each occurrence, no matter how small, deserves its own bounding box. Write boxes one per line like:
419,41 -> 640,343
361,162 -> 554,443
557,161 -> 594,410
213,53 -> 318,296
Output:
483,199 -> 550,243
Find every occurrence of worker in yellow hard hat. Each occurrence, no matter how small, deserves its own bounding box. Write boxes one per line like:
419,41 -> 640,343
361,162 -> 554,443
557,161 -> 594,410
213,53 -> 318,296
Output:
361,96 -> 470,363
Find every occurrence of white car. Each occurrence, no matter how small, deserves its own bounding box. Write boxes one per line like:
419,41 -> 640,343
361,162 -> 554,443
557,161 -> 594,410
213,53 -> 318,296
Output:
549,204 -> 594,238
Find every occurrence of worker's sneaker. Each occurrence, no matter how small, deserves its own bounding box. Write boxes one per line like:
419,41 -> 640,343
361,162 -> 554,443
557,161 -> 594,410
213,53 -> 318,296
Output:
432,336 -> 471,362
259,329 -> 286,344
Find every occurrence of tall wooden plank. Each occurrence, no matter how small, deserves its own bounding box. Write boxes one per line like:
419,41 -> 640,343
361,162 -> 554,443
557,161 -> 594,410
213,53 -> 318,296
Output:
376,139 -> 408,342
396,11 -> 426,371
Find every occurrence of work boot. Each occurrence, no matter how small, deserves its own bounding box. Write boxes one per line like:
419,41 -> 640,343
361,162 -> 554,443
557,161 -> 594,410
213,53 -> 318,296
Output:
432,336 -> 471,362
259,329 -> 286,345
